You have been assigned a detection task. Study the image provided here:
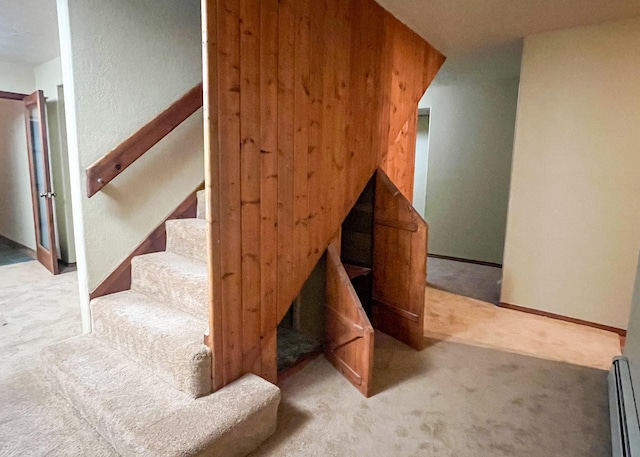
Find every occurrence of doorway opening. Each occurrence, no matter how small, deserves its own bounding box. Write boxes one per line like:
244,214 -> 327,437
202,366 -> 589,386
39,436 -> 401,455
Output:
0,87 -> 74,274
277,256 -> 325,379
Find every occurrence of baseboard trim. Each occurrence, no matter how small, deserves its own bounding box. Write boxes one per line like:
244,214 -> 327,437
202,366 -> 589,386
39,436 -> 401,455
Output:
428,253 -> 502,269
90,184 -> 202,300
499,302 -> 627,337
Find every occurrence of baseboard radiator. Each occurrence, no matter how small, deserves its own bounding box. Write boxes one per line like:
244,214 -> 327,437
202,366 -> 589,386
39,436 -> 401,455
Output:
610,356 -> 640,456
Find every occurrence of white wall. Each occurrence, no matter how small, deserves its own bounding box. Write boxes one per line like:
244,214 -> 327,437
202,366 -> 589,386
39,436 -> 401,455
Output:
58,0 -> 204,330
0,61 -> 36,94
418,50 -> 520,264
0,99 -> 36,249
502,18 -> 640,329
412,114 -> 430,217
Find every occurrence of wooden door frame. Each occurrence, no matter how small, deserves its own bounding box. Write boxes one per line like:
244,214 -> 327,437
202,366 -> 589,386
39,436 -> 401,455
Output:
0,91 -> 27,101
24,90 -> 59,275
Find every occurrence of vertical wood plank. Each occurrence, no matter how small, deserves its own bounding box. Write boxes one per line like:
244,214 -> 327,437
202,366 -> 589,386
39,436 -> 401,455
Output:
277,0 -> 296,317
259,0 -> 279,383
218,0 -> 244,384
306,0 -> 325,271
240,0 -> 262,374
206,0 -> 445,388
331,1 -> 351,229
293,0 -> 311,288
320,0 -> 338,249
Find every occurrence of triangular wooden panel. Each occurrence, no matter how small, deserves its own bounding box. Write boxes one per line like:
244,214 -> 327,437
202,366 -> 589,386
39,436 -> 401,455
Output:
372,169 -> 427,350
324,244 -> 374,397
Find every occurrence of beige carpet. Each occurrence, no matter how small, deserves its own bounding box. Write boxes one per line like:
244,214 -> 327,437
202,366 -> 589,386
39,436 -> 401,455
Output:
0,261 -> 83,380
424,286 -> 621,370
251,333 -> 611,456
0,260 -> 617,456
0,261 -> 117,456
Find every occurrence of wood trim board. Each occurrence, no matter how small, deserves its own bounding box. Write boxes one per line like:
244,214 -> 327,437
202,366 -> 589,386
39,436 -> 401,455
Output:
428,253 -> 503,269
0,91 -> 27,101
500,302 -> 626,336
86,83 -> 203,197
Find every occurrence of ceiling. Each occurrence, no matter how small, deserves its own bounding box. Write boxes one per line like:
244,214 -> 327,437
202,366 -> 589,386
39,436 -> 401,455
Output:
0,0 -> 60,66
375,0 -> 640,56
2,0 -> 640,68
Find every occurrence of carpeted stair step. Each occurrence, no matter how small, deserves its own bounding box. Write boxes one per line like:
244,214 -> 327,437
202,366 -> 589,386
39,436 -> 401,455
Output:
42,335 -> 280,457
131,251 -> 207,320
166,218 -> 207,262
91,290 -> 211,398
197,189 -> 205,220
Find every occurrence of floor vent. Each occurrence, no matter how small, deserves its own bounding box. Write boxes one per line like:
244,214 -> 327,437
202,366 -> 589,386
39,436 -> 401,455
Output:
610,356 -> 640,457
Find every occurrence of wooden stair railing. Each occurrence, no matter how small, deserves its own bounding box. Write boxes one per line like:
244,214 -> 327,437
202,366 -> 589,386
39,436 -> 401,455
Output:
85,82 -> 203,197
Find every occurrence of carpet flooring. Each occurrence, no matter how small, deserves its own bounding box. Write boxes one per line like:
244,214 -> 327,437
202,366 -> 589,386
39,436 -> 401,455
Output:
0,237 -> 34,266
427,257 -> 502,304
0,261 -> 116,456
424,286 -> 621,370
252,333 -> 611,457
0,260 -> 613,456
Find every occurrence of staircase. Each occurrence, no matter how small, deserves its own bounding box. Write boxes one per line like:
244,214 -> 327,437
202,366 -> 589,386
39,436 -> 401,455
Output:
41,191 -> 280,457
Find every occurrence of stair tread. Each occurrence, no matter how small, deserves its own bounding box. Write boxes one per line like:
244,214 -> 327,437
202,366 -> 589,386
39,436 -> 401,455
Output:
166,218 -> 207,262
133,250 -> 207,278
42,335 -> 280,457
131,251 -> 207,320
91,290 -> 211,397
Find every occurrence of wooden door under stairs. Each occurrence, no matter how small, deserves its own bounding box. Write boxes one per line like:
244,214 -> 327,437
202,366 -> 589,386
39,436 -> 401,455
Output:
324,168 -> 428,396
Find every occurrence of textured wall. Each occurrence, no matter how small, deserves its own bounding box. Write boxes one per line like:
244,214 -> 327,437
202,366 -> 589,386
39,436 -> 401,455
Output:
0,61 -> 36,94
58,0 -> 204,330
502,17 -> 640,329
60,0 -> 203,283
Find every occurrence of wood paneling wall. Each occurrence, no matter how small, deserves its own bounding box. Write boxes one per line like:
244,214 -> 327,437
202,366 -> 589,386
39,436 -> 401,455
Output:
380,23 -> 445,201
203,0 -> 444,389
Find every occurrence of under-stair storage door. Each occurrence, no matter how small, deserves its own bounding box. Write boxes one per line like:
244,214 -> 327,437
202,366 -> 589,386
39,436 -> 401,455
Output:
372,169 -> 427,350
24,90 -> 59,275
325,244 -> 374,397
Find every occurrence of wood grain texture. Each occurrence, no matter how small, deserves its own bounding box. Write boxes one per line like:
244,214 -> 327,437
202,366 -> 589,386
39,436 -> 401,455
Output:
24,90 -> 59,275
325,244 -> 374,397
499,302 -> 627,336
89,186 -> 200,299
372,169 -> 428,351
203,0 -> 444,387
379,17 -> 445,201
0,91 -> 27,101
86,83 -> 203,198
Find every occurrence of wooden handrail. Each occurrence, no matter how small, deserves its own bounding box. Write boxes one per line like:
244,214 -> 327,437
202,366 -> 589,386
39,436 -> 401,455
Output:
86,82 -> 203,197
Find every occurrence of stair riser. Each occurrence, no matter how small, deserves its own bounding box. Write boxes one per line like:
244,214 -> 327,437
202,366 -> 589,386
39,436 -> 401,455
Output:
91,298 -> 212,398
131,256 -> 208,321
166,220 -> 207,262
42,337 -> 281,457
42,346 -> 136,456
